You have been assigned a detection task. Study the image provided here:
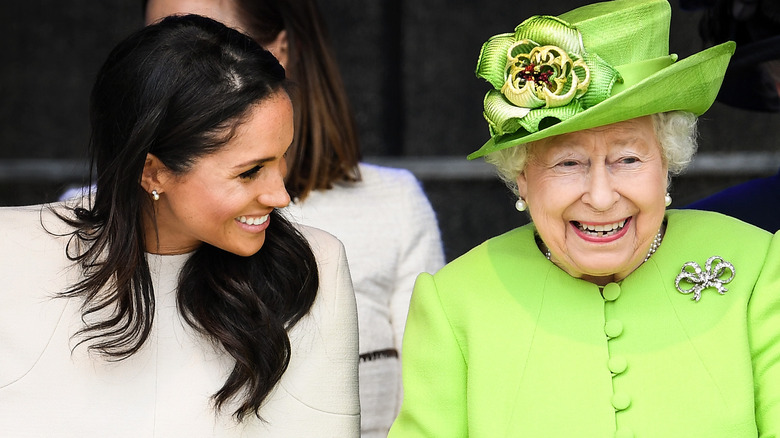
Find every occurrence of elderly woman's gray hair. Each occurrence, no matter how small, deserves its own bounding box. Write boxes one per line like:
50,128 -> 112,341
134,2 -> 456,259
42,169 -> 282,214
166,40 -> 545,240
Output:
485,111 -> 699,194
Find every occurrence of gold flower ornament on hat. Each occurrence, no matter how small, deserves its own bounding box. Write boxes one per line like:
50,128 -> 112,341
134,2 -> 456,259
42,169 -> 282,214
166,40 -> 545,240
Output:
501,41 -> 590,110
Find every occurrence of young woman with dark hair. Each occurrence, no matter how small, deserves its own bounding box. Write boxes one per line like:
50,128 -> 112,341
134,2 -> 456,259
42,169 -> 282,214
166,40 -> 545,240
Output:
143,2 -> 446,436
0,14 -> 359,437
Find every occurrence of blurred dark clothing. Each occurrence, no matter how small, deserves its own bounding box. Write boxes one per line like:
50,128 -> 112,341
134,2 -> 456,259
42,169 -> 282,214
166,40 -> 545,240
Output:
687,168 -> 780,232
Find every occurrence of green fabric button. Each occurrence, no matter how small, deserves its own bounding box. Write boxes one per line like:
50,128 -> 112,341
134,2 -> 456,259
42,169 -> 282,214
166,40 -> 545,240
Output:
605,320 -> 624,338
608,356 -> 628,374
602,283 -> 621,301
612,392 -> 631,410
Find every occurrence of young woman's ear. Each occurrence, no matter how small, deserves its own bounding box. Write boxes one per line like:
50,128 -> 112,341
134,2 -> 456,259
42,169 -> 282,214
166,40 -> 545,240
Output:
141,153 -> 170,195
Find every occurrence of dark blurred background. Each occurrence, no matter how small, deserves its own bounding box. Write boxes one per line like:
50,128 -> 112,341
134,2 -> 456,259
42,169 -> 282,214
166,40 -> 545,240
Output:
2,0 -> 778,261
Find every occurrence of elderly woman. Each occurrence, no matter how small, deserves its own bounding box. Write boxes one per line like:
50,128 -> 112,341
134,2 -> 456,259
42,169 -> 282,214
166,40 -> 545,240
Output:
389,0 -> 780,437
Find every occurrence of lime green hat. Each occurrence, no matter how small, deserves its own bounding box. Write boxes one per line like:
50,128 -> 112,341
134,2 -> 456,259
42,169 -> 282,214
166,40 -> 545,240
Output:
468,0 -> 736,159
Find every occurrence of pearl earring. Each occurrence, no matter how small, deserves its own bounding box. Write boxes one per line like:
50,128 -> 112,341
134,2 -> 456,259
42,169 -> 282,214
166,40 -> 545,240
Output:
665,193 -> 672,207
151,190 -> 160,201
515,197 -> 527,212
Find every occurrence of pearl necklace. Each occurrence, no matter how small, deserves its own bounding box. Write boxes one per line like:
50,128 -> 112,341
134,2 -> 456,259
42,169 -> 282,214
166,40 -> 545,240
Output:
544,228 -> 664,262
643,228 -> 664,262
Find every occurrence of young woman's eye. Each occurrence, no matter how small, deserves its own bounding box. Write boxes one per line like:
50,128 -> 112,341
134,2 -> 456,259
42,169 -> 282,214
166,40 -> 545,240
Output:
239,165 -> 262,180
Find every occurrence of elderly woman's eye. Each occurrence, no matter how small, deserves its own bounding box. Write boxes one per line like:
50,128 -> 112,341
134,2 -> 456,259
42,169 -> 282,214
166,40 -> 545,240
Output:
621,157 -> 639,164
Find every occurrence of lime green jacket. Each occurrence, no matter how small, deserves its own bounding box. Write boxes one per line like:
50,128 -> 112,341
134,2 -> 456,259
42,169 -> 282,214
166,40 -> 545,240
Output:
389,210 -> 780,437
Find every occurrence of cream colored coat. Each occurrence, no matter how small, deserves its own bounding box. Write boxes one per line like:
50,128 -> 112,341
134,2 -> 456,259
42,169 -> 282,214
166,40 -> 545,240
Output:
0,203 -> 360,437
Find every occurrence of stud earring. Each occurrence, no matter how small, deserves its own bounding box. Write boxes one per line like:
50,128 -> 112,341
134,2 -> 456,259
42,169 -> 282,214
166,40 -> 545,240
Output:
151,190 -> 160,201
665,193 -> 672,207
515,197 -> 527,212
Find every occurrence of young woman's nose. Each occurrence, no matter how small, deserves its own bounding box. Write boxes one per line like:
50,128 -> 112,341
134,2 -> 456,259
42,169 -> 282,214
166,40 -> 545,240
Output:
258,167 -> 291,208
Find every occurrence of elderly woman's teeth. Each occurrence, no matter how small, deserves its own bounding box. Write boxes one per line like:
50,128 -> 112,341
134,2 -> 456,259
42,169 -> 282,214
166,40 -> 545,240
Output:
575,219 -> 627,236
238,215 -> 269,226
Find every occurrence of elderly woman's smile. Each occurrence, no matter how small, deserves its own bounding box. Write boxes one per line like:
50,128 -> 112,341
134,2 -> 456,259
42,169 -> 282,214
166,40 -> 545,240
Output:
572,217 -> 629,240
517,116 -> 668,285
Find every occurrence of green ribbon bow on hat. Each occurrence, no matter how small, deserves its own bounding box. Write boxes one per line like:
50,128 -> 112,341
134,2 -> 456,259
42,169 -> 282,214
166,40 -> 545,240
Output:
476,15 -> 621,139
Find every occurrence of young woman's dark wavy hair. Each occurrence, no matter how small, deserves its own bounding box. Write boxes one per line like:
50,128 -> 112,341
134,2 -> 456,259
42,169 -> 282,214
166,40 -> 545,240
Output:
57,14 -> 318,421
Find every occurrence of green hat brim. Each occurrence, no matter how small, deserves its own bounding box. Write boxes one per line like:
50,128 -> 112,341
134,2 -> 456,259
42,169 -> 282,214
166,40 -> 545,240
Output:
468,41 -> 736,160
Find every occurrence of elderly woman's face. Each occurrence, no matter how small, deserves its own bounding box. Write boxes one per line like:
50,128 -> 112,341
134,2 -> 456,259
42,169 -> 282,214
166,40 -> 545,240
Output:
517,116 -> 668,285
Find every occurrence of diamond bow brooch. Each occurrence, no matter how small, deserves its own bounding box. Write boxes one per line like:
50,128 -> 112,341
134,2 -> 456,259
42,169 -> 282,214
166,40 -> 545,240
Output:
675,256 -> 735,302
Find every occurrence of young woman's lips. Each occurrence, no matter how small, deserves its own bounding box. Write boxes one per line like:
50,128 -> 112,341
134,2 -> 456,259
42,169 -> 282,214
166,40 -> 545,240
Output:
571,217 -> 631,243
235,214 -> 270,233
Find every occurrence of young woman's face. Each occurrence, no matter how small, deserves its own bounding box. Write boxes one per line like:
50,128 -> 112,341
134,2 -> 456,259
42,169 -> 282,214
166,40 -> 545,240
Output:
516,116 -> 668,285
147,92 -> 293,256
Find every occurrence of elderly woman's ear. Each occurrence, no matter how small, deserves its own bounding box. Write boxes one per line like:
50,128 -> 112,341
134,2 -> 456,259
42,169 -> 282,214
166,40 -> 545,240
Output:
516,171 -> 528,201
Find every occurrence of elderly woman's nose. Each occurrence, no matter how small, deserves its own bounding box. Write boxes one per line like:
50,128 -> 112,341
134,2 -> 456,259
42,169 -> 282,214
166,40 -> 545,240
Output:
582,165 -> 619,210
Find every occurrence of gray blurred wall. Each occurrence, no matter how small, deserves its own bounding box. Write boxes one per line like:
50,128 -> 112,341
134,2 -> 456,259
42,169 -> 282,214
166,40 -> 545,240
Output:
2,0 -> 778,261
